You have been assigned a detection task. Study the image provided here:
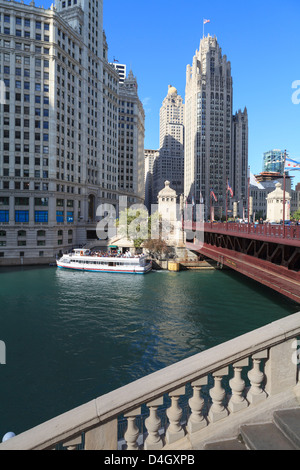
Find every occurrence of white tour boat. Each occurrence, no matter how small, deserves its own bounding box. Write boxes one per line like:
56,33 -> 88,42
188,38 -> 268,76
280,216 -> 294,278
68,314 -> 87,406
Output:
56,249 -> 152,274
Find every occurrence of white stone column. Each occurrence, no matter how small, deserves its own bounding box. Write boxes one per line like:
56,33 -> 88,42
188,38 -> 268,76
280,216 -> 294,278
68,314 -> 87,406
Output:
166,386 -> 186,444
124,407 -> 141,450
144,397 -> 164,450
208,367 -> 229,422
187,377 -> 207,433
247,350 -> 268,404
228,358 -> 249,412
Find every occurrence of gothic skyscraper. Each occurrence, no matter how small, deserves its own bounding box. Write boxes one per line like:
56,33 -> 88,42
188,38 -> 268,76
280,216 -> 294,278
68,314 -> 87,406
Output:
184,35 -> 248,219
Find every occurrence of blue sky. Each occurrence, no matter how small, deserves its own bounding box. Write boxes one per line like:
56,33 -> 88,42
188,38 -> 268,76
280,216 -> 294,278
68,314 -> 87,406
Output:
42,0 -> 300,186
103,0 -> 300,186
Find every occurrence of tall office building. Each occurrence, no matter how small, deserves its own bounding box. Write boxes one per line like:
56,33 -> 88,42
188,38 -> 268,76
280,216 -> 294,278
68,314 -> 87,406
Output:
153,85 -> 184,203
184,35 -> 248,219
0,0 -> 143,265
144,148 -> 159,213
110,62 -> 126,83
118,70 -> 145,205
263,149 -> 285,174
232,108 -> 248,211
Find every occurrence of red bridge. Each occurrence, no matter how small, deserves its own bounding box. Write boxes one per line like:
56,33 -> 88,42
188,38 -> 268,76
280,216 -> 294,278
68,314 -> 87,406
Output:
185,222 -> 300,304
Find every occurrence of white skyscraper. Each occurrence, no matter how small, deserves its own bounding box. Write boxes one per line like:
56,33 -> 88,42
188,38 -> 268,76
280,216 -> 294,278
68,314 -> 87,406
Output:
118,70 -> 145,205
184,35 -> 248,219
153,85 -> 184,203
0,0 -> 144,265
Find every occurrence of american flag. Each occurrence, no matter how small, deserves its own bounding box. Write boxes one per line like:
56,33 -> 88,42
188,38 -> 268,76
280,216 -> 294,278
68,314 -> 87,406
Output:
227,182 -> 234,197
210,189 -> 217,202
204,19 -> 210,24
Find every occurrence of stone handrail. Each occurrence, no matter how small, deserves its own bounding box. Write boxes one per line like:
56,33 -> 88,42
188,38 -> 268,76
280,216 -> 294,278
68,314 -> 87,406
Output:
1,312 -> 300,450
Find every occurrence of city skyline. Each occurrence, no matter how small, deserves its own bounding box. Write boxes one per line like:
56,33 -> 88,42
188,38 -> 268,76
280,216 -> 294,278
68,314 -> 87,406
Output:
26,0 -> 300,188
102,0 -> 300,186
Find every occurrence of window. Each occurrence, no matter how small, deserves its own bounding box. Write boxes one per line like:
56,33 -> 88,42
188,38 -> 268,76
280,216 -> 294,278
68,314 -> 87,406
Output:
35,211 -> 48,223
0,198 -> 9,206
0,211 -> 9,223
35,198 -> 48,206
15,210 -> 29,223
15,197 -> 29,206
67,212 -> 74,223
37,230 -> 46,237
56,211 -> 64,223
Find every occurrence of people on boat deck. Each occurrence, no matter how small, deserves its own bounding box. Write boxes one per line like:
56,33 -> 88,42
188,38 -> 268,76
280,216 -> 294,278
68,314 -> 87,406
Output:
84,250 -> 141,259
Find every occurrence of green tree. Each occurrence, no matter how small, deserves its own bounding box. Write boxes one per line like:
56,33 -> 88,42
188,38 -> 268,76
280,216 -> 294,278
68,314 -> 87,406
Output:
116,208 -> 160,249
292,209 -> 300,221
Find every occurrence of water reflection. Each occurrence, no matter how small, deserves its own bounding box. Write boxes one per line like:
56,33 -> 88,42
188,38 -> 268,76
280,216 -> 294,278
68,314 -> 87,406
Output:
0,266 -> 298,435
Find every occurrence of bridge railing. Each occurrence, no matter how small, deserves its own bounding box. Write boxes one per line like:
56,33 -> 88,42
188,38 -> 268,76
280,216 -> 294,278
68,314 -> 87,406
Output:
185,221 -> 300,241
0,312 -> 300,450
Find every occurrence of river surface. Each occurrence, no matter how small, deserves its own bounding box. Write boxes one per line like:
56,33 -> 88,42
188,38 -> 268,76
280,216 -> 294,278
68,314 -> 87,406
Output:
0,265 -> 298,437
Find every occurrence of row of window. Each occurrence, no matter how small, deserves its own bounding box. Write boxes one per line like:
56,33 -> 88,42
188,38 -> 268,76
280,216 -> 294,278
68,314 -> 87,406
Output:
3,59 -> 49,73
1,15 -> 49,29
0,210 -> 74,223
3,80 -> 50,93
0,229 -> 73,237
1,29 -> 50,41
0,240 -> 73,247
2,96 -> 50,106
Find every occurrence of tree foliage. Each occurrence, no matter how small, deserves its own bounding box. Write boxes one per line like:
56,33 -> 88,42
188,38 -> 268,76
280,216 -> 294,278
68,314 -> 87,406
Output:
292,209 -> 300,221
116,208 -> 160,249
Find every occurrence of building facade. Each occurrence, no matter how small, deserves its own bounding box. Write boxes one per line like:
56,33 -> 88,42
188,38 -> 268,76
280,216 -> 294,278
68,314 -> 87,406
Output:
0,0 -> 144,264
144,148 -> 159,213
110,62 -> 126,83
118,69 -> 145,206
263,149 -> 285,174
184,35 -> 248,219
153,85 -> 184,204
232,108 -> 248,212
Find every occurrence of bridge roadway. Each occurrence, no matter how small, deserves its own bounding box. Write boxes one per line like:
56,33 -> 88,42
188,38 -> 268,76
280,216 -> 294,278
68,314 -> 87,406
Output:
185,222 -> 300,304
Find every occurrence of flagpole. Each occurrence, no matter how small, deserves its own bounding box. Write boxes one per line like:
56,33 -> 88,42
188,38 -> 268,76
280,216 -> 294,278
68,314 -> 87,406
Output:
226,179 -> 228,224
283,150 -> 287,238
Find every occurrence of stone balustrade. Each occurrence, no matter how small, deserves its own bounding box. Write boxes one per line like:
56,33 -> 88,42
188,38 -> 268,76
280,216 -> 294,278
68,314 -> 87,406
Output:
1,312 -> 300,450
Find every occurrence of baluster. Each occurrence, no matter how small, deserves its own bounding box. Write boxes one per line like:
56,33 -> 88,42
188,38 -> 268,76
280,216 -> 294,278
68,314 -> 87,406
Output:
247,350 -> 268,404
228,358 -> 249,412
187,377 -> 207,434
165,386 -> 186,444
124,407 -> 141,450
208,367 -> 229,423
144,397 -> 164,450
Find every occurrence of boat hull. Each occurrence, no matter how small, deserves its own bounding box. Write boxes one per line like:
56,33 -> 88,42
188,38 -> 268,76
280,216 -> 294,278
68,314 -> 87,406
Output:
56,261 -> 152,274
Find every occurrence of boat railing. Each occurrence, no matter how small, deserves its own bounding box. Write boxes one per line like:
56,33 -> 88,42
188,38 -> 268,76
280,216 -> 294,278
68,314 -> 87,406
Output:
1,312 -> 299,450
